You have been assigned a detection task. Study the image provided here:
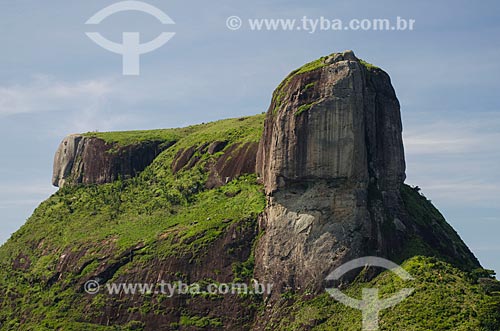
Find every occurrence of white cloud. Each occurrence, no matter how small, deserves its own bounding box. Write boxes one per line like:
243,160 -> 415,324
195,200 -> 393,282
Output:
404,113 -> 500,155
412,179 -> 500,205
0,183 -> 57,209
0,75 -> 156,133
403,112 -> 500,207
0,184 -> 56,196
0,75 -> 114,116
471,246 -> 500,252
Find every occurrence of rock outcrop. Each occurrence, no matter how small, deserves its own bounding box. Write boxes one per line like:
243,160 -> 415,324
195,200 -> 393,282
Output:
254,51 -> 478,297
170,141 -> 259,188
3,52 -> 491,331
53,134 -> 259,189
52,135 -> 170,187
256,50 -> 405,194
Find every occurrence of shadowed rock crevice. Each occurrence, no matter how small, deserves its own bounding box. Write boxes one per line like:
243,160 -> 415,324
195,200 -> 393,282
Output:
171,140 -> 259,189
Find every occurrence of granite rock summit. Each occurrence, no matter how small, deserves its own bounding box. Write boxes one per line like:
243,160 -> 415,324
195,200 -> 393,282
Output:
52,134 -> 169,187
254,51 -> 478,298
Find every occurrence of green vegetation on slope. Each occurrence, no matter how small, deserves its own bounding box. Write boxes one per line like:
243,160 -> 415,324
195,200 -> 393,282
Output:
2,115 -> 265,256
262,256 -> 500,331
84,127 -> 190,147
399,184 -> 480,271
83,115 -> 264,146
0,115 -> 266,330
257,184 -> 499,331
271,53 -> 380,115
0,112 -> 498,330
272,55 -> 328,115
358,59 -> 379,71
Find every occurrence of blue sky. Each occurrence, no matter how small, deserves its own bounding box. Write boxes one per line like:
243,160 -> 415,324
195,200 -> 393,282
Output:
1,0 -> 499,273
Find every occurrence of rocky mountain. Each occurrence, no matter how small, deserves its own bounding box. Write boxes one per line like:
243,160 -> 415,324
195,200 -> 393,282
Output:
0,51 -> 498,330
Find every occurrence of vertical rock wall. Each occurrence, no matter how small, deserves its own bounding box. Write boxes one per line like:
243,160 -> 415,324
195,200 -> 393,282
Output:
52,135 -> 169,187
255,51 -> 408,295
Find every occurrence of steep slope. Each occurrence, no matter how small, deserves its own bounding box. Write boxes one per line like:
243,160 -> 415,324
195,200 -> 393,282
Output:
258,256 -> 500,331
0,116 -> 267,330
0,52 -> 499,331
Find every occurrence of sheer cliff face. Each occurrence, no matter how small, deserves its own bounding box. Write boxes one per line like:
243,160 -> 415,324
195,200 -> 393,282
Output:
254,51 -> 423,295
52,135 -> 168,187
256,50 -> 405,194
52,135 -> 259,189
